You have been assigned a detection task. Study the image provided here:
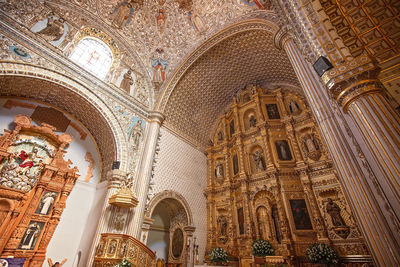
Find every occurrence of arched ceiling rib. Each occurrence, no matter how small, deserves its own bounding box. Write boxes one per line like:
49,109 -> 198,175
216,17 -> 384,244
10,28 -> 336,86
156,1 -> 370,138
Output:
163,29 -> 300,149
0,76 -> 116,175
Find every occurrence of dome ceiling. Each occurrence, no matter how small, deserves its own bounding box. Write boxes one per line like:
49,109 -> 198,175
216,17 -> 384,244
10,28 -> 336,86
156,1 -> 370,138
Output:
163,29 -> 300,149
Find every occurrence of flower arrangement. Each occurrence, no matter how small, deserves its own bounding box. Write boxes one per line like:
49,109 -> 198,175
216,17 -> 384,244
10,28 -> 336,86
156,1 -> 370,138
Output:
251,239 -> 274,257
114,258 -> 131,267
306,243 -> 339,264
209,247 -> 228,264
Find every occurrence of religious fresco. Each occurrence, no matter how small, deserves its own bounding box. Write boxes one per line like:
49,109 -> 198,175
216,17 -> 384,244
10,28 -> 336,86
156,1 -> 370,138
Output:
289,199 -> 313,230
31,15 -> 68,47
127,117 -> 145,151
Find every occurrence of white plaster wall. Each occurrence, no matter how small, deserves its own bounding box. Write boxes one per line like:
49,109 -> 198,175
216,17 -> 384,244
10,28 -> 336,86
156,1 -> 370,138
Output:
151,127 -> 207,263
0,98 -> 103,267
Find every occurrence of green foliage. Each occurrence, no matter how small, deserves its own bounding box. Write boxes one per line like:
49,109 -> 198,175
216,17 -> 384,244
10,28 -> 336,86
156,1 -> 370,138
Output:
114,259 -> 132,267
209,247 -> 228,264
251,239 -> 274,256
306,243 -> 339,264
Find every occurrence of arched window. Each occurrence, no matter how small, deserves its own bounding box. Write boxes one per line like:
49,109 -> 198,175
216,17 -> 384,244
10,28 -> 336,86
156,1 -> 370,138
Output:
69,38 -> 113,80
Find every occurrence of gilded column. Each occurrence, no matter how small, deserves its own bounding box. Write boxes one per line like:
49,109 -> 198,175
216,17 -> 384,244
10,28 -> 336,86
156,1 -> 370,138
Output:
276,29 -> 400,265
128,111 -> 164,238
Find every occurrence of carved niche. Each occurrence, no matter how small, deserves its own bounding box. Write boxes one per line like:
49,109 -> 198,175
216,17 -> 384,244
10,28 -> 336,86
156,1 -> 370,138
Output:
0,115 -> 79,267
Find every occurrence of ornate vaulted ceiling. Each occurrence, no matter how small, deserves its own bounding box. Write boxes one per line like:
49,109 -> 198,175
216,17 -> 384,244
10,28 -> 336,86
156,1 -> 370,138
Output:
163,28 -> 300,149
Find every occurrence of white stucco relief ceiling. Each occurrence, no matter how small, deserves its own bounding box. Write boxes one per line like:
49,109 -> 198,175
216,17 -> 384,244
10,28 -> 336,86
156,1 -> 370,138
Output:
162,29 -> 300,149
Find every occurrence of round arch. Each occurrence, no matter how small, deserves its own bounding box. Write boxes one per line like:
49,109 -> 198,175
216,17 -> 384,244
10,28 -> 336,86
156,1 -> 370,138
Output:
145,190 -> 194,226
154,19 -> 281,112
0,62 -> 129,174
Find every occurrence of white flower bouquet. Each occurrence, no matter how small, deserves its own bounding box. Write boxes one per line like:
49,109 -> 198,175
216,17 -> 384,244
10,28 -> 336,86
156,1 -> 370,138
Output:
209,247 -> 228,264
306,243 -> 339,264
251,239 -> 274,256
114,258 -> 131,267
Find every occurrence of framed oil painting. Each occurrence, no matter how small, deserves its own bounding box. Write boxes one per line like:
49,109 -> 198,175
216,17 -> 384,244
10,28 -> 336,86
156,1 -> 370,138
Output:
289,199 -> 313,230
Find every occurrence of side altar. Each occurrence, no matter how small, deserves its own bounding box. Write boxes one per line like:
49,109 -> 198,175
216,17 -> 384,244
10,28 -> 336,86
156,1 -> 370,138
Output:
0,115 -> 79,266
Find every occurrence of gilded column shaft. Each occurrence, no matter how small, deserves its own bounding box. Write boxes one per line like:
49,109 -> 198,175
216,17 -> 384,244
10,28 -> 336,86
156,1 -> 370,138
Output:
279,34 -> 400,266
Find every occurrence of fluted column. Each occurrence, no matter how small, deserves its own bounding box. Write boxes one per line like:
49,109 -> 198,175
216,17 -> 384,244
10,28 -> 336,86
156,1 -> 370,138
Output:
128,112 -> 164,238
86,169 -> 126,267
276,30 -> 400,266
328,67 -> 400,222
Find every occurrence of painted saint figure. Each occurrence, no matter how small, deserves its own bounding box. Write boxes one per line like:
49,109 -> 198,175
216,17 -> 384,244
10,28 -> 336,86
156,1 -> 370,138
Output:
326,198 -> 346,227
151,58 -> 168,84
128,120 -> 143,150
120,70 -> 134,93
188,9 -> 207,33
20,222 -> 41,249
37,192 -> 57,215
36,16 -> 65,42
110,1 -> 134,29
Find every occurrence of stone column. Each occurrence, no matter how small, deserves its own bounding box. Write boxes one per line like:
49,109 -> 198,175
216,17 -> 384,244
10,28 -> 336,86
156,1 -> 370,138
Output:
128,112 -> 164,238
86,169 -> 126,267
327,64 -> 400,224
276,30 -> 400,265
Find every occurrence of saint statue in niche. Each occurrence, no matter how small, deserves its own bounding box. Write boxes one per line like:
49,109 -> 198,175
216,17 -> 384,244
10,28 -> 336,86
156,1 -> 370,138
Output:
249,115 -> 257,128
326,198 -> 346,227
36,16 -> 65,42
128,120 -> 143,150
289,99 -> 300,114
110,1 -> 134,29
120,70 -> 134,93
217,130 -> 223,142
156,9 -> 166,31
305,135 -> 318,152
35,192 -> 57,215
215,163 -> 224,178
19,221 -> 44,250
217,215 -> 228,236
252,150 -> 266,171
275,140 -> 292,161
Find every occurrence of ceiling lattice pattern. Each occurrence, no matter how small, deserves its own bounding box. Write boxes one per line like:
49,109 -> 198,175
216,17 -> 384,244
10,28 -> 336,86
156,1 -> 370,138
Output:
164,29 -> 299,148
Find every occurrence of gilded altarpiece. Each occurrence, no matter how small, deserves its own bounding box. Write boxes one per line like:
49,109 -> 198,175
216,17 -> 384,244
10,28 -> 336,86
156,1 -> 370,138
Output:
205,86 -> 369,264
0,115 -> 79,266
